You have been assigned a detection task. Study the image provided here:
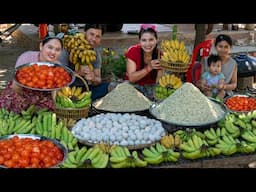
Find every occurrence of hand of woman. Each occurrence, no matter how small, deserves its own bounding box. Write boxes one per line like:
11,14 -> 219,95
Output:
150,59 -> 162,70
200,80 -> 212,92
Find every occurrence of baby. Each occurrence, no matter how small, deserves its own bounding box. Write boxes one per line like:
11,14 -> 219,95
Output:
201,54 -> 225,99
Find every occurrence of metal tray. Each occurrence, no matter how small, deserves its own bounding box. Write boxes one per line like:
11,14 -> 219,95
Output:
149,97 -> 227,129
224,94 -> 256,113
92,99 -> 151,114
78,139 -> 157,150
0,134 -> 68,168
14,62 -> 75,91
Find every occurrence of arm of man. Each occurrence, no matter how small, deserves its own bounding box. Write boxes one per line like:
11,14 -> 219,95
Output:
80,66 -> 102,86
91,68 -> 102,86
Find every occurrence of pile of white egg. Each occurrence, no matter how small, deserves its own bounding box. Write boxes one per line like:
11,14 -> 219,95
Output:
72,113 -> 166,146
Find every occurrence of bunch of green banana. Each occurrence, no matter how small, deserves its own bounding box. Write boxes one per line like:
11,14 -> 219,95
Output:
61,147 -> 88,168
142,143 -> 180,165
154,85 -> 175,100
241,129 -> 256,143
202,147 -> 222,157
180,135 -> 206,160
110,146 -> 144,168
142,145 -> 164,165
237,140 -> 255,154
0,117 -> 34,136
79,146 -> 109,168
35,112 -> 79,151
204,127 -> 221,146
63,33 -> 96,71
174,128 -> 205,143
224,120 -> 240,138
215,135 -> 238,156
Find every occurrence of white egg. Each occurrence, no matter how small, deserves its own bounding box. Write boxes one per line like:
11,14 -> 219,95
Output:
120,140 -> 128,146
122,132 -> 129,139
134,140 -> 140,145
137,133 -> 143,140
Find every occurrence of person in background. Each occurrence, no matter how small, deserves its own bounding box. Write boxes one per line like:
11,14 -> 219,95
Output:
199,34 -> 237,97
0,35 -> 63,113
125,24 -> 164,85
15,35 -> 63,67
63,24 -> 109,101
201,54 -> 225,99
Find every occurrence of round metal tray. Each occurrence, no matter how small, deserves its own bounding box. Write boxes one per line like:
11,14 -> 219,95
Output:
78,139 -> 158,150
224,94 -> 256,113
92,99 -> 151,114
14,62 -> 75,91
0,134 -> 68,168
149,97 -> 227,129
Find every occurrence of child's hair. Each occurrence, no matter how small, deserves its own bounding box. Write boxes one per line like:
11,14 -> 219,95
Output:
207,54 -> 221,67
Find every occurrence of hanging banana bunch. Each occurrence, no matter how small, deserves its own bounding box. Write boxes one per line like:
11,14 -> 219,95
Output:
63,32 -> 96,71
160,39 -> 190,64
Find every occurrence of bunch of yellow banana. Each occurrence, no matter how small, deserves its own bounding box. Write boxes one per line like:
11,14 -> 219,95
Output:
63,33 -> 96,71
160,134 -> 182,149
58,86 -> 88,101
158,74 -> 182,89
95,143 -> 117,154
160,39 -> 190,64
55,86 -> 92,108
110,146 -> 147,168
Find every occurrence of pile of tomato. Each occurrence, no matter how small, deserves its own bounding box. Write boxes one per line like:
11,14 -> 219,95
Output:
0,136 -> 64,168
225,95 -> 256,112
15,64 -> 72,89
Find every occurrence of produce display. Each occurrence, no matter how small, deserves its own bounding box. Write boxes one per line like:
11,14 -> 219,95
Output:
1,105 -> 256,168
63,32 -> 96,71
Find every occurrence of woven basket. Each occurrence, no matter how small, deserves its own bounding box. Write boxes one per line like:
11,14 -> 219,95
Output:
53,74 -> 90,120
160,60 -> 189,73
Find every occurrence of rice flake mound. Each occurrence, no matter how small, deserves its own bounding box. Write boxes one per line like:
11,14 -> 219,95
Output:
151,82 -> 226,125
94,82 -> 152,112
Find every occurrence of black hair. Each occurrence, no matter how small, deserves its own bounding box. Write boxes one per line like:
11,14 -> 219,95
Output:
138,27 -> 158,39
207,54 -> 221,67
138,27 -> 158,80
140,47 -> 159,80
84,24 -> 105,35
215,34 -> 233,47
42,35 -> 63,48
